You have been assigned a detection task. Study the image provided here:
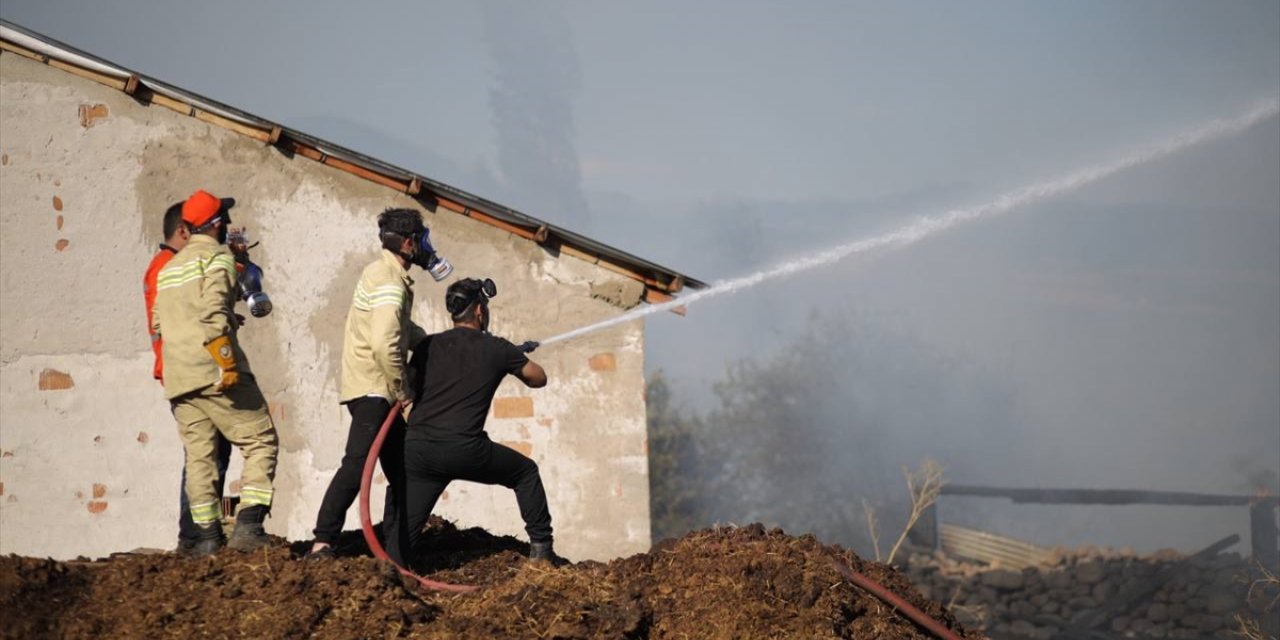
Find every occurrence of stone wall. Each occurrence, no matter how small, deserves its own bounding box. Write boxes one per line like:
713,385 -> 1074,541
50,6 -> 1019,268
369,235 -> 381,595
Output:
0,52 -> 652,562
904,546 -> 1279,639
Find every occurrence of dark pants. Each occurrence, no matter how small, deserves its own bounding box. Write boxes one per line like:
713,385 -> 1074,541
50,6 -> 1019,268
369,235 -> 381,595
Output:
312,397 -> 406,546
387,431 -> 552,566
178,433 -> 231,541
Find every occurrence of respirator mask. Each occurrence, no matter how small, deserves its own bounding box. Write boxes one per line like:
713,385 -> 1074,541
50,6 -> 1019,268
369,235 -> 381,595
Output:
238,260 -> 273,318
410,228 -> 453,282
228,229 -> 272,318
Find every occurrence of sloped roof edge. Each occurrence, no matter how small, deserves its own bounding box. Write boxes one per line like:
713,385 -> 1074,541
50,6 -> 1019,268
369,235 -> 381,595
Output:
0,19 -> 706,298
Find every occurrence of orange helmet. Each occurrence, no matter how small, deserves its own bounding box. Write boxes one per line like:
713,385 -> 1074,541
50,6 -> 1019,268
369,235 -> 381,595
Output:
182,190 -> 235,229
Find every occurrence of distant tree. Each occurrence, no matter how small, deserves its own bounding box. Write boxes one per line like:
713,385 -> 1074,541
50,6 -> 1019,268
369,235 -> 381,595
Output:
646,311 -> 1018,558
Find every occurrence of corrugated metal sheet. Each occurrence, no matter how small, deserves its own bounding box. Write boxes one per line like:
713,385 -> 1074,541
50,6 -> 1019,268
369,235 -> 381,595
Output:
939,524 -> 1055,570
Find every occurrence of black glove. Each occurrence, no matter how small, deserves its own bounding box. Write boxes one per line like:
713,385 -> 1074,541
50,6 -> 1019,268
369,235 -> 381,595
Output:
518,340 -> 540,354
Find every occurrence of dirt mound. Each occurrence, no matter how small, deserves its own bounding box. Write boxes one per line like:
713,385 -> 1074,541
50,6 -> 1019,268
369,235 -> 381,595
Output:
0,520 -> 973,639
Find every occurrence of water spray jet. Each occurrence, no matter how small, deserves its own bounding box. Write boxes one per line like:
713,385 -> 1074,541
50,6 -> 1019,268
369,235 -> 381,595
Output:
538,98 -> 1280,348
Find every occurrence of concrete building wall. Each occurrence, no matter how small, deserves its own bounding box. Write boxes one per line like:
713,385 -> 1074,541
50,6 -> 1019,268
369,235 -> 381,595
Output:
0,53 -> 651,561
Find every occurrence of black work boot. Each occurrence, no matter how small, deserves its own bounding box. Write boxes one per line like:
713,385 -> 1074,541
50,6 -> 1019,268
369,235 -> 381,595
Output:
175,537 -> 197,556
528,540 -> 569,567
227,505 -> 271,552
190,523 -> 225,558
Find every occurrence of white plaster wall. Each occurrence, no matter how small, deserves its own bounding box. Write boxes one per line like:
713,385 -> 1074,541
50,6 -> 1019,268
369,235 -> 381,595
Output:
0,53 -> 650,562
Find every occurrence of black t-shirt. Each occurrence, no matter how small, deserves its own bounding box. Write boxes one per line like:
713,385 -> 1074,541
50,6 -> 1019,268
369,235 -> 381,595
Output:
406,327 -> 529,440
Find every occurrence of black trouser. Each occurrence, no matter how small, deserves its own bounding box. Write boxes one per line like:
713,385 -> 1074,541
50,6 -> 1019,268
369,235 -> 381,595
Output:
178,433 -> 231,542
312,397 -> 406,546
387,431 -> 552,566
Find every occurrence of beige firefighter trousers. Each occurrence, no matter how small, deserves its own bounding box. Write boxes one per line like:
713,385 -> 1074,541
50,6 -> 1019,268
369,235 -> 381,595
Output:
172,379 -> 278,524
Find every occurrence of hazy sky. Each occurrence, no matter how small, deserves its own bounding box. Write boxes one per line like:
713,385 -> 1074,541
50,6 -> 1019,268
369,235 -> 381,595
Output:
4,1 -> 1277,551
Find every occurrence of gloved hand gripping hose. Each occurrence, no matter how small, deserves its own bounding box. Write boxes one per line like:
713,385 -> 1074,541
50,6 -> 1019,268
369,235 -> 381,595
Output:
358,400 -> 476,593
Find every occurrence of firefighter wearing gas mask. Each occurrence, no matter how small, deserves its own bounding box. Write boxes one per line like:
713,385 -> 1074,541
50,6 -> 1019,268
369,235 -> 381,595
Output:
387,277 -> 563,567
151,189 -> 280,556
308,207 -> 452,559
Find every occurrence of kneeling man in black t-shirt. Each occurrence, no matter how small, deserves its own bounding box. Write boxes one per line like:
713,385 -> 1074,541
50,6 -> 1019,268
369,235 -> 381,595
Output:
388,277 -> 565,566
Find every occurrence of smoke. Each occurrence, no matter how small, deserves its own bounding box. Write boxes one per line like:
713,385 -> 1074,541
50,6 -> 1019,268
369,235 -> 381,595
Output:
480,1 -> 592,233
543,99 -> 1280,347
636,107 -> 1280,554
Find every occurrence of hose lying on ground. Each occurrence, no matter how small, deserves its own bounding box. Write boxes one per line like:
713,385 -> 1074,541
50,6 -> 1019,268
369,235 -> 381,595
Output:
831,558 -> 963,640
358,400 -> 477,593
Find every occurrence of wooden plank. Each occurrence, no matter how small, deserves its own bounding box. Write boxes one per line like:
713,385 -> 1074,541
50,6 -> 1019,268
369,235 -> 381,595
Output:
46,58 -> 128,91
286,141 -> 324,163
560,245 -> 668,290
145,91 -> 195,116
0,39 -> 47,62
643,288 -> 687,316
193,109 -> 271,142
323,155 -> 410,191
943,484 -> 1276,507
464,207 -> 537,240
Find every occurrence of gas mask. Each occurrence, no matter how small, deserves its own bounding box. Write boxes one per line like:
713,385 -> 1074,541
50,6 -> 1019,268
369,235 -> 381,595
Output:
411,228 -> 453,282
238,260 -> 273,318
228,228 -> 272,318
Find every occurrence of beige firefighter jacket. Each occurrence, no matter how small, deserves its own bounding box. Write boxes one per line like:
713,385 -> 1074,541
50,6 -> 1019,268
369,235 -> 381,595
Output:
339,249 -> 427,404
151,234 -> 253,400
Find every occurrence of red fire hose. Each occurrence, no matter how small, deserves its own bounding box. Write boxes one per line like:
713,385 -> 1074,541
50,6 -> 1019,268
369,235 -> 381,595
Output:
358,401 -> 965,633
831,558 -> 962,640
358,400 -> 476,592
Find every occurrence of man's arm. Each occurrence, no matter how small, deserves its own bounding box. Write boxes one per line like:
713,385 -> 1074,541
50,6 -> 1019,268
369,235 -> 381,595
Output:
513,360 -> 547,388
197,253 -> 238,342
368,284 -> 412,403
150,293 -> 162,339
199,252 -> 240,390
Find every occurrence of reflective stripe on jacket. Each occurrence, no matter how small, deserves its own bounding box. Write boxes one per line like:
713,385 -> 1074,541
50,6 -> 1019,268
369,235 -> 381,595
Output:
339,249 -> 426,404
151,235 -> 252,399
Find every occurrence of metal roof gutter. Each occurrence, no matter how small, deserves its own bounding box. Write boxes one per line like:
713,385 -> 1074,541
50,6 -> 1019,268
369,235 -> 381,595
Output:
0,19 -> 706,303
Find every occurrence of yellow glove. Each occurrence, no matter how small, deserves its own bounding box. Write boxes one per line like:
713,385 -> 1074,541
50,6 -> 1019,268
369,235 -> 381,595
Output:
204,334 -> 240,391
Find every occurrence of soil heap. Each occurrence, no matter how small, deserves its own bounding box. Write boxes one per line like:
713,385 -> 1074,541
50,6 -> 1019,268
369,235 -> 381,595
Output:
0,520 -> 974,639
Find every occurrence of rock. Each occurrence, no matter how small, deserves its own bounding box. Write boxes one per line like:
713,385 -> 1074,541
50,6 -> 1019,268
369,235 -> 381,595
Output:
1067,596 -> 1097,610
1092,581 -> 1116,602
1195,614 -> 1224,632
1076,561 -> 1106,585
1013,601 -> 1038,620
1110,616 -> 1130,632
1147,602 -> 1170,622
1205,592 -> 1240,616
1046,570 -> 1073,590
981,569 -> 1025,591
1010,620 -> 1037,636
1130,618 -> 1154,634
